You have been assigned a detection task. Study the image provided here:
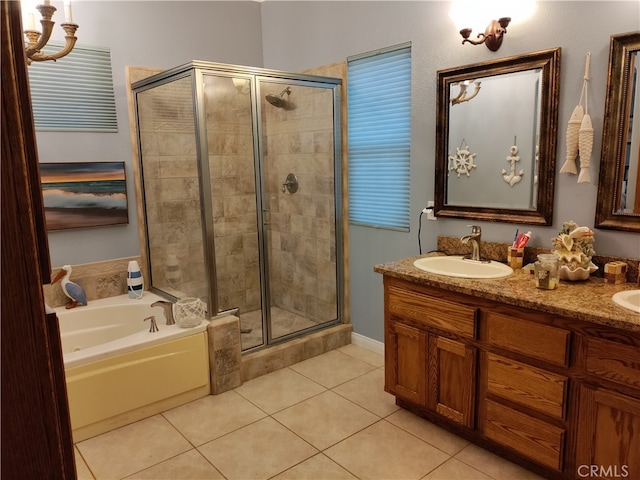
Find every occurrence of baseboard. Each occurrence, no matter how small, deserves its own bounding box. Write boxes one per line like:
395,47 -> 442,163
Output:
350,332 -> 384,356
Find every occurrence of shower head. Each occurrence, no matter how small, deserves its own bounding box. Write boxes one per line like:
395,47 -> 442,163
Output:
266,87 -> 295,110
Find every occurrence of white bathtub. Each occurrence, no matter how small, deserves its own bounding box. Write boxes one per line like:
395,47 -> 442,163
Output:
55,293 -> 211,442
56,292 -> 207,369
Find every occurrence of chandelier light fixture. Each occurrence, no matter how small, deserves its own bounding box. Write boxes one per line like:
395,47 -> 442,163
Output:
23,0 -> 78,64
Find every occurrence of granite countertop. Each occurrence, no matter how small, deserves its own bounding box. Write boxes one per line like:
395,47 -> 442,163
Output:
374,254 -> 640,333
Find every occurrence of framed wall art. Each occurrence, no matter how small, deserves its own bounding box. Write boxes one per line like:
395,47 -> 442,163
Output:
40,162 -> 128,231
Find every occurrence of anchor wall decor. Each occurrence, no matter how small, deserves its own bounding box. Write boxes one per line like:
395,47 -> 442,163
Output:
501,138 -> 524,186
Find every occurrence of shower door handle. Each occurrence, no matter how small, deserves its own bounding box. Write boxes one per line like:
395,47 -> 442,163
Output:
262,208 -> 270,225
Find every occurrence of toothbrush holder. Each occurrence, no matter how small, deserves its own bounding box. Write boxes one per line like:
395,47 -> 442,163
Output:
507,247 -> 524,269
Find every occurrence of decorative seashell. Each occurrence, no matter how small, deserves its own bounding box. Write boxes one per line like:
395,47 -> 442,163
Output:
568,226 -> 593,238
561,235 -> 574,251
559,263 -> 598,281
577,114 -> 593,183
559,105 -> 583,174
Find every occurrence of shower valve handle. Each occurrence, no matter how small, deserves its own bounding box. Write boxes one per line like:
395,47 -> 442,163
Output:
282,173 -> 298,194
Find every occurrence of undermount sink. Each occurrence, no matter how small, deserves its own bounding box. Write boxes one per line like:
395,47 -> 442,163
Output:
612,289 -> 640,314
413,255 -> 513,279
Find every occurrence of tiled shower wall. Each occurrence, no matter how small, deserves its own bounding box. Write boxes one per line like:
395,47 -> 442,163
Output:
263,84 -> 337,324
137,77 -> 209,301
205,76 -> 261,315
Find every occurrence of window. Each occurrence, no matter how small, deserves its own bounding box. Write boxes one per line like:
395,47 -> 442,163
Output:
347,43 -> 411,230
28,42 -> 117,132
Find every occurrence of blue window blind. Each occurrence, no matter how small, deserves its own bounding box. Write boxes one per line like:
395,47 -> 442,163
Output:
347,44 -> 411,230
28,42 -> 117,132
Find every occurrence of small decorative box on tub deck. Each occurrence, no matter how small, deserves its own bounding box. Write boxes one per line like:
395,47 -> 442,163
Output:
604,261 -> 627,285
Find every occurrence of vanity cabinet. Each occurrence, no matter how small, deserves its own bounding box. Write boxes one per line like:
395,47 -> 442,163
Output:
574,336 -> 640,478
384,280 -> 477,428
382,275 -> 640,480
479,313 -> 571,472
427,335 -> 475,427
385,321 -> 427,405
575,385 -> 640,478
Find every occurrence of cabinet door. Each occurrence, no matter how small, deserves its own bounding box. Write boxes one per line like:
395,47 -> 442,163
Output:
385,322 -> 427,405
427,335 -> 476,427
575,385 -> 640,479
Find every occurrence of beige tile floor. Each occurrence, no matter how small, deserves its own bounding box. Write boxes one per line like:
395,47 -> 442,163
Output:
74,345 -> 545,480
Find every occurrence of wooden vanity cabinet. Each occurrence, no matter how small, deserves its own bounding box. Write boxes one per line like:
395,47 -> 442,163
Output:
382,275 -> 640,480
575,385 -> 640,478
478,313 -> 571,473
574,335 -> 640,478
384,278 -> 477,428
385,321 -> 427,405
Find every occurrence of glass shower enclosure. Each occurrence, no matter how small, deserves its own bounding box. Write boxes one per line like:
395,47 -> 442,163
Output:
131,62 -> 343,352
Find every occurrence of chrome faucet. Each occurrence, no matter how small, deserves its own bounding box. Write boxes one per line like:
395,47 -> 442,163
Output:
151,300 -> 175,325
461,225 -> 487,262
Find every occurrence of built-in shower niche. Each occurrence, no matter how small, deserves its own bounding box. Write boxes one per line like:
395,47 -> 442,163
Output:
132,61 -> 344,352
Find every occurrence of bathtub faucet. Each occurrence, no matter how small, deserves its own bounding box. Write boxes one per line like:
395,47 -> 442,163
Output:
151,300 -> 175,325
144,316 -> 159,333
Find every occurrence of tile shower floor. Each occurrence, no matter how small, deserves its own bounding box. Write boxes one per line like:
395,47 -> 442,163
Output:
240,307 -> 320,350
74,345 -> 545,480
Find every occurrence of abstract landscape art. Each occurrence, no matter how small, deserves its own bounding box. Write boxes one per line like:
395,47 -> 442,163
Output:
40,162 -> 128,231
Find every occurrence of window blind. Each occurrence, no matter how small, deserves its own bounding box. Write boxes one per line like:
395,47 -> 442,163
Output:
28,41 -> 117,132
347,44 -> 411,230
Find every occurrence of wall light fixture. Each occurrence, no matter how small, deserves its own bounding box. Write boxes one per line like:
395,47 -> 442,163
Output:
459,17 -> 511,52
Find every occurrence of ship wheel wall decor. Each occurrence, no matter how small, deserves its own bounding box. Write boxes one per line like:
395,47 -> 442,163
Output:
448,139 -> 477,177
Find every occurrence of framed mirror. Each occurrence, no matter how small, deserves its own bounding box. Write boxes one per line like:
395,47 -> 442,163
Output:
435,48 -> 561,225
595,32 -> 640,232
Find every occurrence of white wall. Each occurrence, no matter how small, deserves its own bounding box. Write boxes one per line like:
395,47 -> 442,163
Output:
35,1 -> 640,343
260,0 -> 640,342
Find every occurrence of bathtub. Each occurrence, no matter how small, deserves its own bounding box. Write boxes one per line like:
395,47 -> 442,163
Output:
56,293 -> 210,442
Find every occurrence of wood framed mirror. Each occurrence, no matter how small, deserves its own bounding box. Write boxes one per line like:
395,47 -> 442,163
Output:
435,48 -> 561,225
595,31 -> 640,232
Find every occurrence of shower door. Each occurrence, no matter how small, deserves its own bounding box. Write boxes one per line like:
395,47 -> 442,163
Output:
254,79 -> 342,348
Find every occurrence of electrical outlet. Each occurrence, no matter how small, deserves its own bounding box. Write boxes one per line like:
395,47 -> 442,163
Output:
427,201 -> 436,220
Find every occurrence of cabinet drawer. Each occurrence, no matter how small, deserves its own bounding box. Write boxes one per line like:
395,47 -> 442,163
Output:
486,312 -> 570,366
388,285 -> 477,338
486,353 -> 568,420
585,338 -> 640,389
484,399 -> 565,471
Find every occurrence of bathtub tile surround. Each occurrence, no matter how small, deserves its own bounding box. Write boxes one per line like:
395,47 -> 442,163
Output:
73,345 -> 542,480
44,256 -> 143,308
